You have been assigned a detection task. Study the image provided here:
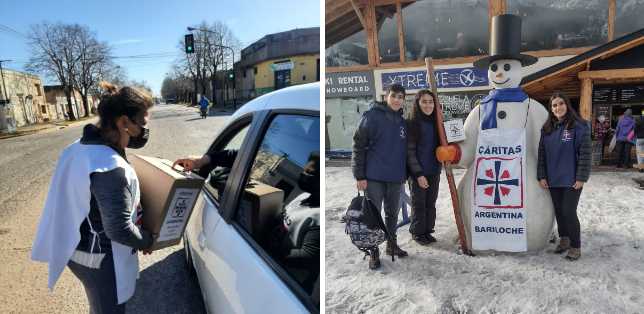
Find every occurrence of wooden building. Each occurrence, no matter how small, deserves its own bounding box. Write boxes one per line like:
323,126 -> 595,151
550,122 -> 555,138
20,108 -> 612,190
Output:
325,0 -> 644,152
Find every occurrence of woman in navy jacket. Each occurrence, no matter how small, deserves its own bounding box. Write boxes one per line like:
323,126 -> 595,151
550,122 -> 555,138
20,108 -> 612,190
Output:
406,89 -> 442,245
537,93 -> 591,261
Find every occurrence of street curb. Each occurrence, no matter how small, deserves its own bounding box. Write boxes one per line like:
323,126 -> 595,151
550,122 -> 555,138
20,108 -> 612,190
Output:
0,117 -> 98,140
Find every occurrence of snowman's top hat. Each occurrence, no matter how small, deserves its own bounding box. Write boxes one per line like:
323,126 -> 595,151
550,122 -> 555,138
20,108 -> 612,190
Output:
473,14 -> 538,69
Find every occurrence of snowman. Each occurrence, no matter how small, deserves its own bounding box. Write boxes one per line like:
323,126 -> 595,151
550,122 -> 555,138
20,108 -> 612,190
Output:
439,14 -> 553,252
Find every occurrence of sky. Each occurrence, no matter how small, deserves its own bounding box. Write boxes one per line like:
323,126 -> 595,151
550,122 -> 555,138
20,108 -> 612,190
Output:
0,0 -> 320,96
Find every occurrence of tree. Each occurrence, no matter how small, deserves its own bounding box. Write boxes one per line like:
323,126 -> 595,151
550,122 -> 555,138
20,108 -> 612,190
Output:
72,26 -> 112,117
26,23 -> 84,120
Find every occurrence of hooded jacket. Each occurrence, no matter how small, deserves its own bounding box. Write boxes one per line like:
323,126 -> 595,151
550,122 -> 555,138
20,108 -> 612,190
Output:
352,101 -> 407,183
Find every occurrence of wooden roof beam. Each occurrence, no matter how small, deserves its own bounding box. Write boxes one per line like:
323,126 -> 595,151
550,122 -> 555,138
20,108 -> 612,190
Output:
578,68 -> 644,81
350,0 -> 368,30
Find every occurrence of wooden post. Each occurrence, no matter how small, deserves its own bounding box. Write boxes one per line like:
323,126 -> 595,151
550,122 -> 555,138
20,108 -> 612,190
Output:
488,0 -> 506,33
580,78 -> 593,121
396,0 -> 405,63
365,0 -> 380,66
425,57 -> 473,256
608,0 -> 616,42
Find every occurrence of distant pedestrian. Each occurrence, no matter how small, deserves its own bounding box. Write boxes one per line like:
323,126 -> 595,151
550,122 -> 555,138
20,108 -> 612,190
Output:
635,114 -> 644,172
615,109 -> 635,168
406,89 -> 442,245
538,93 -> 591,261
352,83 -> 409,270
199,95 -> 210,118
31,82 -> 157,313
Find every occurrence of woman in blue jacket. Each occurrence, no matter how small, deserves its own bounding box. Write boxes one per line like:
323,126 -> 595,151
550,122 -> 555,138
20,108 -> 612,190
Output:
537,93 -> 591,261
406,89 -> 442,245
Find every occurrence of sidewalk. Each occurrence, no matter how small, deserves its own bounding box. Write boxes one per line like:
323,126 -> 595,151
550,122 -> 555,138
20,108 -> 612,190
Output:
0,116 -> 98,140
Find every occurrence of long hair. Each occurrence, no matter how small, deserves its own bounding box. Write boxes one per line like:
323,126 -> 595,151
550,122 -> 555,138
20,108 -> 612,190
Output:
542,92 -> 583,134
407,89 -> 437,143
97,81 -> 154,146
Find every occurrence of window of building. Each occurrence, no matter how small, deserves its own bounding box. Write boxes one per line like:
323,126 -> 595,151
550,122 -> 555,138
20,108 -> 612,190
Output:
402,0 -> 489,61
234,114 -> 320,297
376,4 -> 400,63
325,30 -> 369,67
615,0 -> 644,38
507,0 -> 607,51
254,67 -> 258,74
35,84 -> 42,96
41,105 -> 47,114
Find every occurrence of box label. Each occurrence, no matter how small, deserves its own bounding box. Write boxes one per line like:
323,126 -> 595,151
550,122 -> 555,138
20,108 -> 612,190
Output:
157,188 -> 199,242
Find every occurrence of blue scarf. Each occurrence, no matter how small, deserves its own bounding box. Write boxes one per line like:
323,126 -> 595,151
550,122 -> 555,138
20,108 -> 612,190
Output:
480,88 -> 528,130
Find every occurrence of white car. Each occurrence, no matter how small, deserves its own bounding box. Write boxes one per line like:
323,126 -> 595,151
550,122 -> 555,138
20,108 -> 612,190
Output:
184,83 -> 320,313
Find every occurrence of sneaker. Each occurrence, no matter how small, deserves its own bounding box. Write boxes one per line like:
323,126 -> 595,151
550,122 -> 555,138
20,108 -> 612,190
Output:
565,247 -> 581,261
553,237 -> 570,254
369,248 -> 381,270
386,240 -> 409,257
412,234 -> 431,245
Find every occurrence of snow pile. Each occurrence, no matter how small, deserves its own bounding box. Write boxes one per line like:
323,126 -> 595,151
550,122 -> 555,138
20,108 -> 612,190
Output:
325,166 -> 644,313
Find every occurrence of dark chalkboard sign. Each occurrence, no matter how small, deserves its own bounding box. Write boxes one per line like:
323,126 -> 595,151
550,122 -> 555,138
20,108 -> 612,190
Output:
593,84 -> 644,104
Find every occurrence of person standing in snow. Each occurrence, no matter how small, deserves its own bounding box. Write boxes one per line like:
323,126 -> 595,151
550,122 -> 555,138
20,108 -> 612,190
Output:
31,82 -> 157,313
537,93 -> 591,261
615,108 -> 636,168
406,89 -> 442,245
352,83 -> 409,270
199,94 -> 210,118
634,114 -> 644,172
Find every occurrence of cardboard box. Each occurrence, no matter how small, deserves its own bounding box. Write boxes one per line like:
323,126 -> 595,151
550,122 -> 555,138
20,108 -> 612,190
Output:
237,180 -> 284,239
130,154 -> 204,250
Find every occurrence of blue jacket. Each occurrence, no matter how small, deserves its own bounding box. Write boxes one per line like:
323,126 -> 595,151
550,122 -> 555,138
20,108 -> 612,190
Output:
616,115 -> 635,142
407,115 -> 441,177
537,120 -> 592,187
352,101 -> 407,183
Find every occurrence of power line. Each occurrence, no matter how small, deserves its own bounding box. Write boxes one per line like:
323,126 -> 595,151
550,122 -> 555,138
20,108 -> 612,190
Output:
0,24 -> 26,38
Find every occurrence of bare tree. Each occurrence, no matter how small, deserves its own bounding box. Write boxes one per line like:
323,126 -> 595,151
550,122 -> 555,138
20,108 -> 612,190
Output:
26,23 -> 83,120
72,26 -> 112,117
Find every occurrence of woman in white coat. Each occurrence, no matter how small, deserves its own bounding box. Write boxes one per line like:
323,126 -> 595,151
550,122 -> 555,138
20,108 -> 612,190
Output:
32,82 -> 157,313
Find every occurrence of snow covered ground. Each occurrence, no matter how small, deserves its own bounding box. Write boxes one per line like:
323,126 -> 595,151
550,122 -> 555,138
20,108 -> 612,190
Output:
325,166 -> 644,313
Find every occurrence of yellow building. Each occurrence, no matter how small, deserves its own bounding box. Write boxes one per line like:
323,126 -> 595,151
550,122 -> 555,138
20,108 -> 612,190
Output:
254,54 -> 320,96
235,27 -> 320,100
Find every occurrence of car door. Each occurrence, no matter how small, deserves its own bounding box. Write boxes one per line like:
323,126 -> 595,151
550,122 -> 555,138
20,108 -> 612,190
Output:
192,109 -> 320,313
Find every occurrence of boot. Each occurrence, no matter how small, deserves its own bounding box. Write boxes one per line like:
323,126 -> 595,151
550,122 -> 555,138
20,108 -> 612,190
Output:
554,237 -> 570,254
368,248 -> 381,270
386,240 -> 408,257
565,247 -> 581,261
412,234 -> 431,246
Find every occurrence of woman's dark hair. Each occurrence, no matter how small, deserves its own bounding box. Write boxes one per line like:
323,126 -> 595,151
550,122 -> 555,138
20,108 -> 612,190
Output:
542,92 -> 583,134
407,89 -> 437,143
97,81 -> 154,145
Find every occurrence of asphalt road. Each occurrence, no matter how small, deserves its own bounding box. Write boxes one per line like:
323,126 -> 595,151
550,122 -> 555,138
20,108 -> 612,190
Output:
0,104 -> 231,313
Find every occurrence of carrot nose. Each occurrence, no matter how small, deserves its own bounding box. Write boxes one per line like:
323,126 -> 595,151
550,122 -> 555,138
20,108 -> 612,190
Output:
496,73 -> 503,78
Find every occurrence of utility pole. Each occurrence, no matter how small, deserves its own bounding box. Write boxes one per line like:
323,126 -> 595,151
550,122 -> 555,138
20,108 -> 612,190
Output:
0,60 -> 11,104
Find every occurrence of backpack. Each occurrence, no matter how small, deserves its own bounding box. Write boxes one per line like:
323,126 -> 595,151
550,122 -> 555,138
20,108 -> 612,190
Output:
344,193 -> 395,261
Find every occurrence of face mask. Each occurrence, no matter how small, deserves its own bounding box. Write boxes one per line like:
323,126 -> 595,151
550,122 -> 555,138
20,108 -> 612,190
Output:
126,119 -> 150,149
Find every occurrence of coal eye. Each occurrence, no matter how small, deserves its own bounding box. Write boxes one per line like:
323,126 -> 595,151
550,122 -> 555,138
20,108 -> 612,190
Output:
504,64 -> 511,71
490,64 -> 498,72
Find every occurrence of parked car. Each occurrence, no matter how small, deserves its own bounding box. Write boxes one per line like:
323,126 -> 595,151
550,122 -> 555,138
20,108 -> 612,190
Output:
184,82 -> 320,313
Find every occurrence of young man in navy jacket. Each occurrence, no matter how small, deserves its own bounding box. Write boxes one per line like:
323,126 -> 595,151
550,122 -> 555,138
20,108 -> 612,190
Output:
352,84 -> 409,270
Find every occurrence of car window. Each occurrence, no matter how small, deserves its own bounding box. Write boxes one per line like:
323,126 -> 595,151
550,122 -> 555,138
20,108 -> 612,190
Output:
234,114 -> 320,299
204,123 -> 250,204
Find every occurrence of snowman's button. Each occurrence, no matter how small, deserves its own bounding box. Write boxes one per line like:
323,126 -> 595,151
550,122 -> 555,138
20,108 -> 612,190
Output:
498,111 -> 507,119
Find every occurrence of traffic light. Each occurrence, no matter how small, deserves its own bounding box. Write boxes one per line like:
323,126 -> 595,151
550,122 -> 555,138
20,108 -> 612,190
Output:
184,34 -> 195,54
228,71 -> 234,80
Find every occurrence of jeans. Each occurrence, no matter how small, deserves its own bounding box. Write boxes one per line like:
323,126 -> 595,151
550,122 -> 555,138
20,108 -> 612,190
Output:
366,180 -> 402,240
549,187 -> 583,248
